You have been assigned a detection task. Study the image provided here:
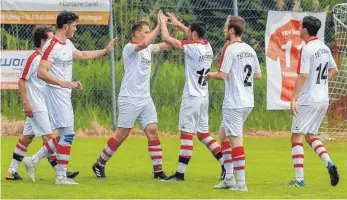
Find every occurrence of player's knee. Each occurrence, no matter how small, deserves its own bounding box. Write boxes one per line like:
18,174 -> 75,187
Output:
145,124 -> 158,140
57,127 -> 75,145
305,134 -> 315,144
42,135 -> 54,143
21,135 -> 34,145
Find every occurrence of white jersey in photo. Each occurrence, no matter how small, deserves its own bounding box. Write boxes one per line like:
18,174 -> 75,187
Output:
297,38 -> 337,106
218,41 -> 261,109
181,40 -> 213,97
20,50 -> 47,112
41,37 -> 77,129
119,41 -> 160,98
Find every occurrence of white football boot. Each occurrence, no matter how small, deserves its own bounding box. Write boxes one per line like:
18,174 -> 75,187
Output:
23,157 -> 37,182
214,176 -> 237,189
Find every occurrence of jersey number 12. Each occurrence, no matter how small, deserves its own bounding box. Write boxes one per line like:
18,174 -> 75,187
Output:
197,68 -> 210,86
244,64 -> 252,87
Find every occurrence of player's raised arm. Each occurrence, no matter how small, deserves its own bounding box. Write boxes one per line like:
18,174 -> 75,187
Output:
133,17 -> 161,52
159,11 -> 183,50
167,12 -> 189,37
73,38 -> 119,60
157,23 -> 179,51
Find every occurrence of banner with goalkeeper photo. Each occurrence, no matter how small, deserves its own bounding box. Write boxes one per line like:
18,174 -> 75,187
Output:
265,11 -> 326,110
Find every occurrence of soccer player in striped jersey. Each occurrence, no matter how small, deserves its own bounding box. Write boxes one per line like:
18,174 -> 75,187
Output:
206,16 -> 262,191
92,11 -> 175,180
287,16 -> 339,187
158,11 -> 225,181
4,25 -> 79,181
26,11 -> 118,185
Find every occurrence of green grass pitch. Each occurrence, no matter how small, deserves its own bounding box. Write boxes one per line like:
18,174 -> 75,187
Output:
1,136 -> 346,199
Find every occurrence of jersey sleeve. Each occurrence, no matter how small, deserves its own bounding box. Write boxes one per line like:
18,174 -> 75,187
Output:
123,43 -> 136,57
149,44 -> 160,53
181,40 -> 193,56
254,53 -> 261,73
297,47 -> 310,74
41,42 -> 57,63
328,50 -> 337,69
218,46 -> 233,73
21,59 -> 34,80
69,40 -> 77,54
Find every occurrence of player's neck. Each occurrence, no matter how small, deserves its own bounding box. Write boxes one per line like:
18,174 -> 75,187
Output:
304,35 -> 318,43
131,37 -> 141,44
54,30 -> 68,43
230,36 -> 242,43
36,48 -> 42,53
192,37 -> 203,42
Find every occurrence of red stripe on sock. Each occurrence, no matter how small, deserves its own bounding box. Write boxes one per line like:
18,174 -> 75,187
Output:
181,145 -> 193,150
57,160 -> 69,165
294,164 -> 304,168
292,142 -> 303,148
223,150 -> 232,155
232,146 -> 244,157
45,143 -> 54,154
314,144 -> 324,152
224,159 -> 233,164
148,139 -> 160,146
53,137 -> 59,147
180,133 -> 193,140
319,151 -> 327,157
18,139 -> 28,148
48,155 -> 57,161
221,141 -> 231,150
57,145 -> 71,155
107,137 -> 119,151
309,138 -> 319,146
148,148 -> 162,152
197,133 -> 210,140
103,149 -> 110,158
206,140 -> 215,147
212,147 -> 221,155
292,154 -> 304,159
233,156 -> 245,161
16,144 -> 27,152
234,166 -> 245,171
151,156 -> 162,160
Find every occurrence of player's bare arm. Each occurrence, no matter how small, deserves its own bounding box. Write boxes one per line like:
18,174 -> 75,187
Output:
166,12 -> 189,37
328,67 -> 339,81
159,11 -> 183,50
38,60 -> 79,89
134,17 -> 161,52
254,73 -> 262,79
18,78 -> 33,117
290,73 -> 307,116
73,38 -> 119,60
205,71 -> 228,80
158,24 -> 179,51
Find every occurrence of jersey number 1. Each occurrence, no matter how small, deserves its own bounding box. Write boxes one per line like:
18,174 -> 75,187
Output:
316,62 -> 328,84
244,64 -> 252,87
197,68 -> 210,86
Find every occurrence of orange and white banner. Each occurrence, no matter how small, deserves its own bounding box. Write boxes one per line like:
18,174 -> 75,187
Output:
265,11 -> 326,110
0,0 -> 110,25
0,51 -> 34,89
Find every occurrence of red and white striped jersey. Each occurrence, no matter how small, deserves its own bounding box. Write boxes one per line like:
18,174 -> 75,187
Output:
218,41 -> 261,109
20,50 -> 47,112
181,40 -> 213,97
297,38 -> 337,105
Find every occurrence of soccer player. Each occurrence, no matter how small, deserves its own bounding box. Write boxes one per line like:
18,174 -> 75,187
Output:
206,16 -> 262,191
4,25 -> 79,181
157,11 -> 225,181
92,11 -> 174,180
23,11 -> 118,185
287,16 -> 339,187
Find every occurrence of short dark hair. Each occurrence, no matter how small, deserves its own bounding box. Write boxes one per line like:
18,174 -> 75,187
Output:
227,16 -> 245,37
189,21 -> 206,38
56,11 -> 79,29
33,25 -> 55,48
132,20 -> 149,36
302,16 -> 321,36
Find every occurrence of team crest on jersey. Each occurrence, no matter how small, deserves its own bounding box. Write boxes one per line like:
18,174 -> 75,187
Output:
140,52 -> 151,66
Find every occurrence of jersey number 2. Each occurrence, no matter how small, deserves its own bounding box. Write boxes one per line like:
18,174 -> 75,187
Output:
244,64 -> 252,87
197,68 -> 210,86
316,62 -> 328,84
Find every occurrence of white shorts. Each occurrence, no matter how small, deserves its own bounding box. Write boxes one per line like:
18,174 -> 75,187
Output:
45,86 -> 74,129
117,96 -> 157,130
178,94 -> 209,133
23,112 -> 52,136
291,102 -> 329,135
221,107 -> 253,137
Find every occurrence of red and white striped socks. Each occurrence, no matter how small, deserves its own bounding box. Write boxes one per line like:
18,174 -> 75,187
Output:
8,139 -> 28,173
98,137 -> 120,166
56,144 -> 72,177
32,137 -> 59,164
309,138 -> 331,166
177,133 -> 193,174
148,139 -> 163,173
221,141 -> 233,179
197,133 -> 223,165
232,146 -> 246,183
291,142 -> 304,182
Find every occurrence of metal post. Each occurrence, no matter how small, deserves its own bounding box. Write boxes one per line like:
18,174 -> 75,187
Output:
109,0 -> 117,130
233,0 -> 238,16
